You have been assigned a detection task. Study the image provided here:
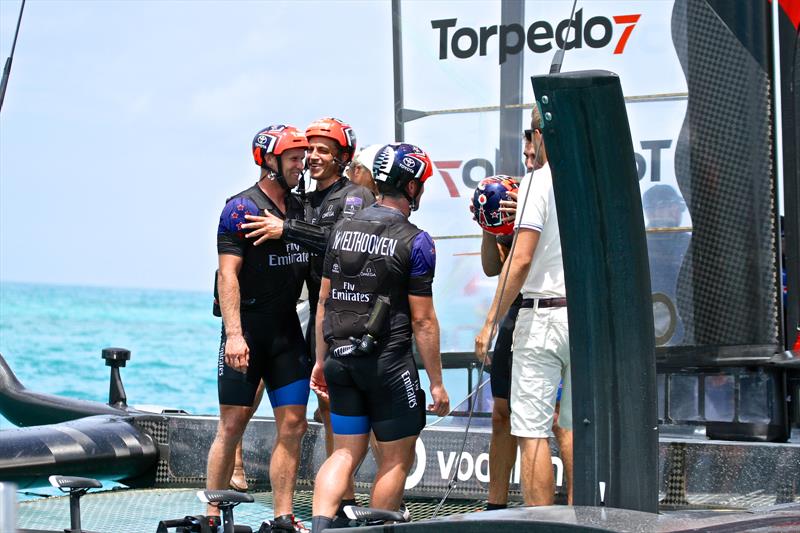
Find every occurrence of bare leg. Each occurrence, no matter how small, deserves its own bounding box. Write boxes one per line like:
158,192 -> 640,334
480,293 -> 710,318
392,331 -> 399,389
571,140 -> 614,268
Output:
230,381 -> 265,491
230,441 -> 247,491
313,433 -> 370,518
519,436 -> 554,506
271,404 -> 309,517
552,424 -> 573,504
206,405 -> 252,515
488,397 -> 517,506
316,391 -> 357,500
316,393 -> 334,457
371,435 -> 417,511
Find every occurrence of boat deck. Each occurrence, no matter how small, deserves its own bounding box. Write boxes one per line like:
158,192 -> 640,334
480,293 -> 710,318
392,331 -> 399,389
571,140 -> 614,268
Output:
17,488 -> 492,532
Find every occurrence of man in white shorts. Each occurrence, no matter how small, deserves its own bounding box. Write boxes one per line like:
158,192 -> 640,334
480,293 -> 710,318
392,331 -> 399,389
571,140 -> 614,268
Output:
475,105 -> 572,506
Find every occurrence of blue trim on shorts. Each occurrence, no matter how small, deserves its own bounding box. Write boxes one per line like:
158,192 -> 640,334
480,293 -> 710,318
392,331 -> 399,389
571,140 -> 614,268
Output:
556,380 -> 563,402
267,379 -> 310,408
330,413 -> 370,435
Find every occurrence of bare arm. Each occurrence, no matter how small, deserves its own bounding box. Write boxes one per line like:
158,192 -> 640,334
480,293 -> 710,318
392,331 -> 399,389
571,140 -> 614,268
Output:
409,294 -> 450,416
218,254 -> 248,372
310,277 -> 331,398
480,231 -> 509,277
474,228 -> 540,363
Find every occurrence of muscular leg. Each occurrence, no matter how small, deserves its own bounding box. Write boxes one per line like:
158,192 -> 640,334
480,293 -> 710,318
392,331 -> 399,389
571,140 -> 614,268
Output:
230,381 -> 266,491
371,435 -> 417,511
230,441 -> 247,491
519,436 -> 554,506
271,404 -> 309,517
369,431 -> 382,465
552,423 -> 573,504
488,397 -> 517,506
317,391 -> 357,500
313,433 -> 370,518
316,392 -> 334,456
206,405 -> 252,515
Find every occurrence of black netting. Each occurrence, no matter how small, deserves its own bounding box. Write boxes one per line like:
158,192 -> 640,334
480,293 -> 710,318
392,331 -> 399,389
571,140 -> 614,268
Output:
669,0 -> 779,347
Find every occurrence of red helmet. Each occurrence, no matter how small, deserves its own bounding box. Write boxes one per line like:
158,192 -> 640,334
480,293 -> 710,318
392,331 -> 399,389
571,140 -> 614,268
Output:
305,117 -> 357,160
252,125 -> 308,169
472,176 -> 519,235
372,143 -> 433,210
372,143 -> 434,188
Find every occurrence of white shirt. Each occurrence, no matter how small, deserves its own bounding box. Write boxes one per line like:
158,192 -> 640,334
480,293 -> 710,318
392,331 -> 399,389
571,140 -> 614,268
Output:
514,163 -> 565,298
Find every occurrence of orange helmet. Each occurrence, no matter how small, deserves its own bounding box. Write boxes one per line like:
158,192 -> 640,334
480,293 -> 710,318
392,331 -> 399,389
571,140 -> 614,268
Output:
252,125 -> 308,169
305,117 -> 357,160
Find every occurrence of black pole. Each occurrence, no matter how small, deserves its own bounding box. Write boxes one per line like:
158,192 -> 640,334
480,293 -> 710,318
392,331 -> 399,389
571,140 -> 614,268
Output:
533,71 -> 659,513
0,0 -> 26,114
391,0 -> 404,142
69,491 -> 83,532
497,0 -> 524,176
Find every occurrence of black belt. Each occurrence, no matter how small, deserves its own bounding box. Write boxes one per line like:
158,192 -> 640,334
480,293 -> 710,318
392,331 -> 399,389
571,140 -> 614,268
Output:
520,297 -> 567,309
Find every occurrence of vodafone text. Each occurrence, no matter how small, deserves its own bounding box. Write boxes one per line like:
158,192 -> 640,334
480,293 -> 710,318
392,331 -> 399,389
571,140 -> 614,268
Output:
404,438 -> 564,489
432,10 -> 641,64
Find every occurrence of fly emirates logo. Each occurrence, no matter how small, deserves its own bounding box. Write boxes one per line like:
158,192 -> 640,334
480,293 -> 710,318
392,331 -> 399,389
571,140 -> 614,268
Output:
432,9 -> 641,64
268,242 -> 308,267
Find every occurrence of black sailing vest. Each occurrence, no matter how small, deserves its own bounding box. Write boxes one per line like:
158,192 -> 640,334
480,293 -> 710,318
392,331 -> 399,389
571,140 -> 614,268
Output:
323,205 -> 422,357
229,183 -> 308,312
305,177 -> 375,309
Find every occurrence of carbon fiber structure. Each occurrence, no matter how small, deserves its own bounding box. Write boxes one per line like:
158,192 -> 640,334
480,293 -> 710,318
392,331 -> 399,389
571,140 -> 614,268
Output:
671,0 -> 779,348
122,416 -> 799,507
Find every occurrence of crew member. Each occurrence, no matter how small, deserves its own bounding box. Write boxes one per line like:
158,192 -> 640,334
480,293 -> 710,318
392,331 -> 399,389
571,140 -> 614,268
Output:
475,106 -> 573,506
476,129 -> 572,509
241,117 -> 374,521
309,143 -> 450,532
642,183 -> 690,346
347,143 -> 382,194
208,125 -> 311,532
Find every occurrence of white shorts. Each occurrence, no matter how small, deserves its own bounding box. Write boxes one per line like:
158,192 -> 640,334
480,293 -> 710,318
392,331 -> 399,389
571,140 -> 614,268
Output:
510,305 -> 571,438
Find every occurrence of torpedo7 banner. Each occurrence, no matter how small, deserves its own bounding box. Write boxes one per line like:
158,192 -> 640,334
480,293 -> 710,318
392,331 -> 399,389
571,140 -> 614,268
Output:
396,1 -> 688,352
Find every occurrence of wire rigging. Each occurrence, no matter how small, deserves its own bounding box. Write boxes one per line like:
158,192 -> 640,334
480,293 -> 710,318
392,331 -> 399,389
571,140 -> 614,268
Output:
0,0 -> 27,114
431,0 -> 578,516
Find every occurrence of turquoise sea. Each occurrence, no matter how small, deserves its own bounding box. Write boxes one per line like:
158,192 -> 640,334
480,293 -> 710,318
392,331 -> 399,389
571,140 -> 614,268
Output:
0,282 -> 477,431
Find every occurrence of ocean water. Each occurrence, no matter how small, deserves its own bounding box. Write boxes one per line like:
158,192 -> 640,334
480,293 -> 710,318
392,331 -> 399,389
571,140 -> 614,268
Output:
0,282 -> 476,430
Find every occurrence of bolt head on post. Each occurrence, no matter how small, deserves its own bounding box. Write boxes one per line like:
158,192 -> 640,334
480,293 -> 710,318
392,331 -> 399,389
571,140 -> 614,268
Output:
102,347 -> 131,368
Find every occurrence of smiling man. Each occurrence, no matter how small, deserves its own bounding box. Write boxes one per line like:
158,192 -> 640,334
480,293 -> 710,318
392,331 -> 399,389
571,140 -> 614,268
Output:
241,117 -> 374,524
209,125 -> 311,532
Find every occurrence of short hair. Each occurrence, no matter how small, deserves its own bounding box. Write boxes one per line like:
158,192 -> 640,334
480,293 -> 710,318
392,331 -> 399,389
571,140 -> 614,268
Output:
377,180 -> 404,199
531,103 -> 543,131
642,184 -> 685,210
524,104 -> 544,142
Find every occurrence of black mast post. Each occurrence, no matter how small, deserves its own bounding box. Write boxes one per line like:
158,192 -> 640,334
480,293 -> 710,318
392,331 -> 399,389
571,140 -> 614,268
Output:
391,0 -> 405,143
497,0 -> 524,176
532,71 -> 659,513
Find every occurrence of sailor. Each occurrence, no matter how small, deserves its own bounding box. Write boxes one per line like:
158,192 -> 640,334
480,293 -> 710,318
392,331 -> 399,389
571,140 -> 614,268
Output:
475,105 -> 573,506
240,117 -> 374,522
208,125 -> 311,532
309,143 -> 450,533
473,172 -> 524,511
474,127 -> 573,509
642,183 -> 690,345
347,143 -> 382,194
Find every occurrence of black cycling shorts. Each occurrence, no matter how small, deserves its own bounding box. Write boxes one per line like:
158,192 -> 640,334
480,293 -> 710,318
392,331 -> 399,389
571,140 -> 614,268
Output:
217,311 -> 311,408
490,295 -> 522,401
324,350 -> 425,442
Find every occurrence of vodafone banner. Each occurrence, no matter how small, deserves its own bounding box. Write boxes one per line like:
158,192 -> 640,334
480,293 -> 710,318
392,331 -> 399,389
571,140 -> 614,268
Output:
398,1 -> 688,352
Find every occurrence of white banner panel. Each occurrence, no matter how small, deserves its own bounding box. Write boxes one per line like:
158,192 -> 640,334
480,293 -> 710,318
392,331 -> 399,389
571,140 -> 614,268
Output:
398,1 -> 688,352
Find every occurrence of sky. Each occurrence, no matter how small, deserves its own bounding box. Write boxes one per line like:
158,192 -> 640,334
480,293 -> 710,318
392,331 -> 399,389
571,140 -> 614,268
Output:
0,0 -> 397,291
0,0 -> 691,294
